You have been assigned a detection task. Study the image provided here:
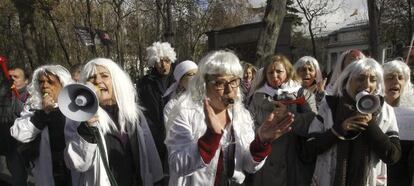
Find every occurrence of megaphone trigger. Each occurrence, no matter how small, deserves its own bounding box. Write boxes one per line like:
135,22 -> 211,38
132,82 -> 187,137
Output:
58,83 -> 99,122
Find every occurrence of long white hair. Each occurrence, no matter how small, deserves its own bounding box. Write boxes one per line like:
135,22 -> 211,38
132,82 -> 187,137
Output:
332,58 -> 385,97
383,59 -> 414,107
27,65 -> 72,110
81,58 -> 141,134
294,56 -> 323,83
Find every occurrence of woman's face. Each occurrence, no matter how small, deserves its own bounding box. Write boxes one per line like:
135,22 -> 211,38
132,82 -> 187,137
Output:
346,70 -> 377,99
206,74 -> 240,111
243,68 -> 253,82
266,62 -> 287,88
297,63 -> 316,87
38,72 -> 63,102
88,65 -> 116,106
179,69 -> 197,90
384,72 -> 406,104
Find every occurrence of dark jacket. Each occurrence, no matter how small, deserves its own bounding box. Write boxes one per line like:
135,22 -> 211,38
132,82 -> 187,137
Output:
0,85 -> 28,155
305,95 -> 401,186
136,68 -> 175,168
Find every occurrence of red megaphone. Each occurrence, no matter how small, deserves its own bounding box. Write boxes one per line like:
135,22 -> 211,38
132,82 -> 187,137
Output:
279,96 -> 306,105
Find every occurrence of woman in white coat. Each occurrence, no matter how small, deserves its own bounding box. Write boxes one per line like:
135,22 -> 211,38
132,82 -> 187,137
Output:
10,65 -> 74,186
163,60 -> 198,130
305,58 -> 401,186
64,58 -> 163,186
165,50 -> 295,186
383,60 -> 414,186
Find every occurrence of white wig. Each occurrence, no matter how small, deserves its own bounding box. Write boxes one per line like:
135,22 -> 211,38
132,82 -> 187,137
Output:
332,58 -> 385,97
187,50 -> 243,102
294,56 -> 323,83
27,65 -> 72,110
146,41 -> 177,67
383,59 -> 414,107
166,50 -> 252,137
80,58 -> 140,134
328,50 -> 366,89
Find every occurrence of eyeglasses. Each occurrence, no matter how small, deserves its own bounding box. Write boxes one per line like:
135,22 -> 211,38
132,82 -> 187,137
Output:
208,78 -> 241,90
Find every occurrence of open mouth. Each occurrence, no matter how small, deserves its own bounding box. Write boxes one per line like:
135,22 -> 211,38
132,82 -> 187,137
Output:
388,87 -> 400,93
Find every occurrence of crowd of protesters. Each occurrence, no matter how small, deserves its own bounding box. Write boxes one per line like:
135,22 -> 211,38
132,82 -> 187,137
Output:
0,42 -> 413,186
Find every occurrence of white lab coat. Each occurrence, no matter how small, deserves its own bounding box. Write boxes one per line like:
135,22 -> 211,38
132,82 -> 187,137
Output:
165,102 -> 266,186
10,107 -> 79,186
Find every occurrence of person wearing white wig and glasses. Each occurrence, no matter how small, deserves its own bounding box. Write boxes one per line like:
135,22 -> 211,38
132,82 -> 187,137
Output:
136,41 -> 176,175
304,58 -> 401,186
163,60 -> 198,130
64,58 -> 163,186
10,65 -> 76,186
383,60 -> 414,186
165,50 -> 294,186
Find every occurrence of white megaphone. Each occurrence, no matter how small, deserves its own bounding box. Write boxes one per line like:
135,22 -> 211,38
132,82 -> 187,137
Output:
58,83 -> 99,122
355,91 -> 380,114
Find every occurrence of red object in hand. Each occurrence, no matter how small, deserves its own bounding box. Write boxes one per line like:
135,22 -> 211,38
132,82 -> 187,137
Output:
0,56 -> 20,98
0,56 -> 10,80
279,96 -> 306,105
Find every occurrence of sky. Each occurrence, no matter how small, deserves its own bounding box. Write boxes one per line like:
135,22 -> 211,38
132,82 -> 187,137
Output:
248,0 -> 368,34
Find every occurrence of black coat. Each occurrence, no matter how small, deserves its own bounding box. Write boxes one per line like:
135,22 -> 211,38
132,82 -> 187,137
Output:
136,68 -> 175,168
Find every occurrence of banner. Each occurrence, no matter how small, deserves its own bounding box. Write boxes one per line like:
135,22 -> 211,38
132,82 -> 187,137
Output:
394,107 -> 414,140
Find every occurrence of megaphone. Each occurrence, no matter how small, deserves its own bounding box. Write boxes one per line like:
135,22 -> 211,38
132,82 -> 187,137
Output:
58,83 -> 99,122
355,91 -> 380,114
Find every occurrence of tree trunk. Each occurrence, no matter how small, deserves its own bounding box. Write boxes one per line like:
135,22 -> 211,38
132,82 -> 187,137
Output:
408,0 -> 413,43
255,0 -> 287,67
46,10 -> 72,66
308,20 -> 316,57
86,0 -> 97,57
164,0 -> 174,44
367,0 -> 380,60
12,0 -> 39,69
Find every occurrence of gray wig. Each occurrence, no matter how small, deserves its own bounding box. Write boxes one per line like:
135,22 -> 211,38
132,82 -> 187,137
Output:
332,58 -> 385,97
27,65 -> 72,110
294,56 -> 323,83
187,50 -> 243,103
383,59 -> 414,107
81,58 -> 141,133
146,41 -> 177,67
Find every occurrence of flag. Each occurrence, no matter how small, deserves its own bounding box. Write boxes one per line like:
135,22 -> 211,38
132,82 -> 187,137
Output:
75,26 -> 94,46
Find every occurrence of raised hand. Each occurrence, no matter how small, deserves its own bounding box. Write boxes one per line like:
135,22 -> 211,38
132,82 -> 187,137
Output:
42,93 -> 56,113
257,111 -> 294,143
317,78 -> 327,93
203,98 -> 226,134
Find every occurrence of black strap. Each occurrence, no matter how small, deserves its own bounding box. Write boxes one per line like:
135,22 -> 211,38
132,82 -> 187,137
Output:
90,128 -> 119,186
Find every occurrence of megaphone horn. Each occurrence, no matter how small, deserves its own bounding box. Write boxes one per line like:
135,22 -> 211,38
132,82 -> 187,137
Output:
355,91 -> 380,114
58,83 -> 99,122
